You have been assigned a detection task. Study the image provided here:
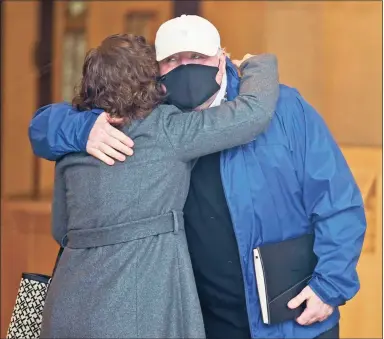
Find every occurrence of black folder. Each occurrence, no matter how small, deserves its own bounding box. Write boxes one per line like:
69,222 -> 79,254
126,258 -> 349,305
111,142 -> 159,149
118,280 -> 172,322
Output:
252,233 -> 318,325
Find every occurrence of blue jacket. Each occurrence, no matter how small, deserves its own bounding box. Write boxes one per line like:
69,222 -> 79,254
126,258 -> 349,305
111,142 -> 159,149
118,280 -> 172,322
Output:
29,60 -> 366,338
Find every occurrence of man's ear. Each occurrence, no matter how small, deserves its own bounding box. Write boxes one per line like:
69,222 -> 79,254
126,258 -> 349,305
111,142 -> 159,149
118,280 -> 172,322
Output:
219,53 -> 226,71
215,53 -> 227,85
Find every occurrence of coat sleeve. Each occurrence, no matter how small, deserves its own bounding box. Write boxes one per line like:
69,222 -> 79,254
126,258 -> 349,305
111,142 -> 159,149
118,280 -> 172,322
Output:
51,161 -> 68,246
28,103 -> 102,160
286,88 -> 366,307
161,54 -> 279,161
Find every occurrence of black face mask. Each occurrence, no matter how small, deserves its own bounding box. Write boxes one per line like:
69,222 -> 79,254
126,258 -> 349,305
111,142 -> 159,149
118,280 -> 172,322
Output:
159,64 -> 220,110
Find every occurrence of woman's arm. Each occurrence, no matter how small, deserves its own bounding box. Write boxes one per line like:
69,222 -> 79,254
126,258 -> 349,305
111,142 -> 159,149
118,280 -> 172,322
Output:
162,54 -> 279,161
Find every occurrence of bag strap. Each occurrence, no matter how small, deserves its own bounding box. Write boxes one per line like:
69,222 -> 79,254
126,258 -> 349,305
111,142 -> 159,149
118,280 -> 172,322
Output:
51,246 -> 64,276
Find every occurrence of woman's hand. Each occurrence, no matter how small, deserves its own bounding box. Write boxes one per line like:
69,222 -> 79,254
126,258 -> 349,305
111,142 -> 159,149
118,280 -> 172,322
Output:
232,54 -> 255,68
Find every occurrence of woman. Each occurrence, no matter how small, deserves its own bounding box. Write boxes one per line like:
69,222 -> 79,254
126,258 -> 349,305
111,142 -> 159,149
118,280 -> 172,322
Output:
41,34 -> 279,339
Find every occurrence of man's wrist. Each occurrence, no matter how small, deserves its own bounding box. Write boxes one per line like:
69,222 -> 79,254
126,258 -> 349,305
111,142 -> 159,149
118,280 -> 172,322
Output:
78,111 -> 101,151
308,275 -> 345,308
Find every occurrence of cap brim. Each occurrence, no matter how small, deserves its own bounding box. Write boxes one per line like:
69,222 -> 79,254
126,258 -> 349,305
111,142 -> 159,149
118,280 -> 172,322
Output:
156,44 -> 219,61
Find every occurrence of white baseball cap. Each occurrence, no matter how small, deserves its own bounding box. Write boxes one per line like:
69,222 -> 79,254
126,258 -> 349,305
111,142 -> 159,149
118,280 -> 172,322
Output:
155,15 -> 221,61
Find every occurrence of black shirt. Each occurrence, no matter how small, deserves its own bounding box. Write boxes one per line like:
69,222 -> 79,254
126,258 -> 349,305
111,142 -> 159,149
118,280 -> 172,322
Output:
184,152 -> 251,339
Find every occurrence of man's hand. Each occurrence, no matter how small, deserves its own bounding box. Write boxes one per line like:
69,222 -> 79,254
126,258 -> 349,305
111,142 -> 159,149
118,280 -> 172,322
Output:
287,286 -> 334,326
86,112 -> 134,166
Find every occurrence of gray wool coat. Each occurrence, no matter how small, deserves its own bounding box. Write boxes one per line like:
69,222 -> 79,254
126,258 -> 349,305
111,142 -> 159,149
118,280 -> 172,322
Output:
41,54 -> 279,339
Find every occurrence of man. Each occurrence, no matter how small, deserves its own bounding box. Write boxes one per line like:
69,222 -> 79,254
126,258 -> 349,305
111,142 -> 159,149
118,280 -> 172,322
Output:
29,15 -> 366,339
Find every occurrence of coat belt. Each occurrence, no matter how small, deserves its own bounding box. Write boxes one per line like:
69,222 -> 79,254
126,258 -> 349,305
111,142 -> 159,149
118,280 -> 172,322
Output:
62,210 -> 184,249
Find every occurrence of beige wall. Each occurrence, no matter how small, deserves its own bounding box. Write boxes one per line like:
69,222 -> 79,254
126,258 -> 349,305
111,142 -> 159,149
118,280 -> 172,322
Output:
202,1 -> 382,146
37,1 -> 174,194
201,2 -> 266,57
1,3 -> 382,338
322,1 -> 382,146
2,1 -> 382,197
262,2 -> 326,113
2,1 -> 38,196
87,1 -> 172,48
202,1 -> 325,106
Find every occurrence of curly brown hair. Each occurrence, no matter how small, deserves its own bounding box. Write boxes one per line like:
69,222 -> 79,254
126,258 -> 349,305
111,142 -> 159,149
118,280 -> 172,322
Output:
72,34 -> 164,123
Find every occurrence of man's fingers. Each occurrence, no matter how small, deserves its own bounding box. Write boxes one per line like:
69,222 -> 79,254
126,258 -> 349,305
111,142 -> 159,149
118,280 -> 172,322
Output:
88,148 -> 115,166
303,316 -> 319,326
292,287 -> 334,326
296,303 -> 333,326
106,124 -> 134,148
104,134 -> 134,157
98,142 -> 127,162
318,307 -> 333,323
288,289 -> 308,309
87,112 -> 134,162
295,307 -> 317,326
